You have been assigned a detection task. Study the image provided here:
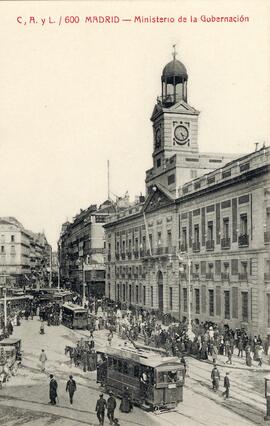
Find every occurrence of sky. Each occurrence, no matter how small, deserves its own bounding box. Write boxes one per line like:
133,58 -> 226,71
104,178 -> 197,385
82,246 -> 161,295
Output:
0,0 -> 269,249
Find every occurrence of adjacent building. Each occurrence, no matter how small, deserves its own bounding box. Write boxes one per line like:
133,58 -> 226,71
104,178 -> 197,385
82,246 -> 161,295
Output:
58,196 -> 132,297
0,217 -> 51,288
104,52 -> 270,338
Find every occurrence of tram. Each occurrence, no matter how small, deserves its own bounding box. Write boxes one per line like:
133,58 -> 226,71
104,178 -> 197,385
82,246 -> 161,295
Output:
96,343 -> 185,411
61,303 -> 88,329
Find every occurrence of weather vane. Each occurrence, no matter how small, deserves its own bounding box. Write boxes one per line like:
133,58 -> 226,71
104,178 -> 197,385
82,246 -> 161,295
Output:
172,44 -> 177,60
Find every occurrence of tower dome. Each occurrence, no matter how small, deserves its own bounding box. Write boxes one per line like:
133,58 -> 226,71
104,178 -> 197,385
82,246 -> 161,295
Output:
162,59 -> 188,82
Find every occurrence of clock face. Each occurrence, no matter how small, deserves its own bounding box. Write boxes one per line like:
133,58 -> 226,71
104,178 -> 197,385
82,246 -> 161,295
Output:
174,125 -> 189,144
155,128 -> 161,148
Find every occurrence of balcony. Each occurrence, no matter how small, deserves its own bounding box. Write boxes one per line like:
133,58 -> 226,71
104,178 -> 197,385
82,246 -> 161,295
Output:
221,272 -> 230,280
142,273 -> 146,278
165,246 -> 177,255
221,238 -> 231,249
180,243 -> 187,252
238,234 -> 249,247
107,254 -> 111,262
115,253 -> 120,260
264,232 -> 270,243
140,249 -> 146,258
206,240 -> 215,251
192,241 -> 200,252
239,272 -> 248,281
265,273 -> 270,281
206,272 -> 214,280
133,273 -> 138,279
121,252 -> 126,260
127,251 -> 132,259
121,273 -> 125,278
180,272 -> 187,280
192,273 -> 199,280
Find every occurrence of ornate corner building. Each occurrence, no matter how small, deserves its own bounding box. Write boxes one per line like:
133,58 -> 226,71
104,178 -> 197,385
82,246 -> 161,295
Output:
104,53 -> 270,337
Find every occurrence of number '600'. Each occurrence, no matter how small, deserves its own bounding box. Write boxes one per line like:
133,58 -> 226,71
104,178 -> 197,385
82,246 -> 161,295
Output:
65,16 -> 80,23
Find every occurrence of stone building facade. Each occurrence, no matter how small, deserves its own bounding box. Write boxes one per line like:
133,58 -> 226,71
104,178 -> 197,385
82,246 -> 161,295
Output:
104,52 -> 270,337
0,217 -> 51,287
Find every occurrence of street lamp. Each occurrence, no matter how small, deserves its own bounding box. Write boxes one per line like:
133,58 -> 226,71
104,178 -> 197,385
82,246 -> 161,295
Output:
264,374 -> 270,420
178,252 -> 195,342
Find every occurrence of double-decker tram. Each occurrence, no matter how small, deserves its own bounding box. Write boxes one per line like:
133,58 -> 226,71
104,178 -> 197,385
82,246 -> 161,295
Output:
61,303 -> 88,329
96,343 -> 185,411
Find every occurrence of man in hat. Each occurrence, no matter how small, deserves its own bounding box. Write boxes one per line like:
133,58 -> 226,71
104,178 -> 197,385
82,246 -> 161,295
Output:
211,365 -> 220,392
107,391 -> 117,425
96,393 -> 107,426
49,374 -> 58,405
66,375 -> 77,405
39,349 -> 47,372
223,372 -> 230,399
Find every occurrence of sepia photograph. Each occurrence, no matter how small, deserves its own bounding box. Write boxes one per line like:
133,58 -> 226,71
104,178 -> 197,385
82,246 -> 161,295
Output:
0,0 -> 269,425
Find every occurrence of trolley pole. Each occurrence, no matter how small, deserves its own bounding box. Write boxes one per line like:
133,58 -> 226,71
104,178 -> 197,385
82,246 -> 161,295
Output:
3,287 -> 7,328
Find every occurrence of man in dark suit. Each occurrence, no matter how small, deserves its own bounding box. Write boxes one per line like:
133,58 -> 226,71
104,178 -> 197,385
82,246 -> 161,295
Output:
66,375 -> 77,405
49,374 -> 58,405
223,372 -> 230,399
96,393 -> 107,426
107,391 -> 117,425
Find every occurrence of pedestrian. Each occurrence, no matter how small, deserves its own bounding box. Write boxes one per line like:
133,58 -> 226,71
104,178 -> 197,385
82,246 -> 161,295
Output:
96,393 -> 107,426
238,338 -> 243,357
107,391 -> 117,425
49,374 -> 58,405
66,375 -> 76,405
119,386 -> 133,413
226,347 -> 232,364
211,366 -> 220,392
258,345 -> 264,367
39,349 -> 47,372
40,320 -> 45,335
108,331 -> 113,346
222,372 -> 230,399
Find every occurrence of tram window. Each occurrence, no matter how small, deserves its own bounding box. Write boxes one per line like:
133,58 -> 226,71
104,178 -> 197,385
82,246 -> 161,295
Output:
123,362 -> 128,375
113,358 -> 118,370
117,360 -> 122,372
134,365 -> 140,378
168,370 -> 177,383
108,357 -> 113,367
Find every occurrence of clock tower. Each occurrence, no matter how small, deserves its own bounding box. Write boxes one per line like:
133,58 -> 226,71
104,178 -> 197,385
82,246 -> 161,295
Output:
146,47 -> 200,196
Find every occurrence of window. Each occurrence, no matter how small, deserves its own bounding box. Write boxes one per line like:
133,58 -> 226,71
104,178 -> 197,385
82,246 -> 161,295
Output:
223,218 -> 229,239
190,170 -> 198,179
195,289 -> 200,314
241,292 -> 248,322
143,286 -> 146,305
168,174 -> 175,185
1,246 -> 4,253
136,286 -> 139,304
129,285 -> 132,303
169,287 -> 173,310
224,291 -> 230,319
209,290 -> 214,316
183,288 -> 187,312
11,235 -> 15,242
157,231 -> 162,246
0,235 -> 4,243
123,284 -> 126,301
207,221 -> 213,241
167,230 -> 172,247
240,213 -> 248,235
157,158 -> 161,168
182,228 -> 187,247
151,286 -> 153,307
194,225 -> 200,243
10,245 -> 16,255
149,234 -> 153,251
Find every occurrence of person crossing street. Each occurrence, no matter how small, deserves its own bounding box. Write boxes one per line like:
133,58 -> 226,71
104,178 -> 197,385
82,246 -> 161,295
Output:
66,375 -> 77,405
107,391 -> 117,425
96,393 -> 107,426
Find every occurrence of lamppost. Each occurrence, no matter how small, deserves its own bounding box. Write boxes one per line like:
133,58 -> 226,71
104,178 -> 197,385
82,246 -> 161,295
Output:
178,252 -> 195,342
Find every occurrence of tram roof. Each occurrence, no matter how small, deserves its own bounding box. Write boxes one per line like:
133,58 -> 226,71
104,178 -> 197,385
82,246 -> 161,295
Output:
99,345 -> 182,368
62,303 -> 87,312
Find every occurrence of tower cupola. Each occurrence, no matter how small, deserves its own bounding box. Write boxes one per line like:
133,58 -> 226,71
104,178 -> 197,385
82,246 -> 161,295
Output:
161,45 -> 188,106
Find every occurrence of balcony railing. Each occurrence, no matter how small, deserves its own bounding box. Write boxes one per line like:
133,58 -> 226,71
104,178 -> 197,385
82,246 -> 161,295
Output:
115,253 -> 120,260
180,243 -> 187,252
238,234 -> 249,247
264,232 -> 270,243
121,252 -> 126,260
206,272 -> 214,280
206,240 -> 215,251
192,242 -> 200,252
265,273 -> 270,281
221,238 -> 231,249
180,272 -> 187,279
133,273 -> 138,279
239,272 -> 248,280
127,251 -> 132,259
221,272 -> 230,280
192,273 -> 199,280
